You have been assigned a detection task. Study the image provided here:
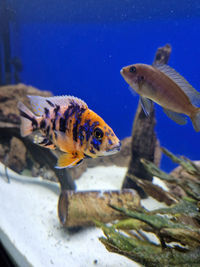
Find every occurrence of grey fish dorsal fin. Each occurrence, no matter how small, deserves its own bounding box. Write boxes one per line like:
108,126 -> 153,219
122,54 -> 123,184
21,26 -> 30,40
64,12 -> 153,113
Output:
27,95 -> 88,116
154,64 -> 200,106
163,108 -> 187,125
140,97 -> 153,116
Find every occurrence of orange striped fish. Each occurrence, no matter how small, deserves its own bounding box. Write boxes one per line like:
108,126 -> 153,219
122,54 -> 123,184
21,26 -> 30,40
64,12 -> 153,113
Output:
18,95 -> 121,168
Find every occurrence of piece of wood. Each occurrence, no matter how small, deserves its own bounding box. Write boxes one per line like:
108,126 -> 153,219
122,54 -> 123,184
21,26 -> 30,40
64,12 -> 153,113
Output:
122,44 -> 172,197
126,172 -> 178,205
58,189 -> 140,227
122,103 -> 157,197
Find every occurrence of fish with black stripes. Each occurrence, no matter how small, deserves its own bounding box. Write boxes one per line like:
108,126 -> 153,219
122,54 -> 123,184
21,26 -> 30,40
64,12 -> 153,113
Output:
120,63 -> 200,131
17,95 -> 121,168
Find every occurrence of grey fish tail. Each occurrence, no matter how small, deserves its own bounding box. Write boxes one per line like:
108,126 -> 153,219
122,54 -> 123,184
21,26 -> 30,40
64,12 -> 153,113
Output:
191,108 -> 200,132
17,101 -> 39,137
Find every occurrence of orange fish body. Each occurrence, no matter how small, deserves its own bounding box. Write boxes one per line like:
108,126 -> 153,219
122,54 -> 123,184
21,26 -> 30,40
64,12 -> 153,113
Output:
18,95 -> 121,168
120,63 -> 200,131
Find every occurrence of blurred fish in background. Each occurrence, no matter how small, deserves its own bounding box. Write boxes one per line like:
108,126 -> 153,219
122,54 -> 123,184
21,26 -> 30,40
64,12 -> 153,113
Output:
120,63 -> 200,131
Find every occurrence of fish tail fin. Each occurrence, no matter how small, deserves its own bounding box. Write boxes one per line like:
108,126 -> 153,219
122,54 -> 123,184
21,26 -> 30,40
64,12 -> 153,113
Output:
18,101 -> 40,137
191,108 -> 200,132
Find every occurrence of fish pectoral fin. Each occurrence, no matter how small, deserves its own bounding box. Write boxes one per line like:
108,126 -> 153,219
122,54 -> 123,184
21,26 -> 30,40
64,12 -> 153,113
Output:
55,153 -> 84,169
140,97 -> 153,116
163,108 -> 187,125
33,133 -> 56,150
128,85 -> 138,96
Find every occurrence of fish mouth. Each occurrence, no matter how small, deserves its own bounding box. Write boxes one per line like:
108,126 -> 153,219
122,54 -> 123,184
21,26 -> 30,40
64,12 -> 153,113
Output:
120,68 -> 136,85
105,141 -> 121,155
120,68 -> 129,81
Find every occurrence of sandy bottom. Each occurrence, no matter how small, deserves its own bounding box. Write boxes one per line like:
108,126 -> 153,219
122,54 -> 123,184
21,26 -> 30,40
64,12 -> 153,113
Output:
0,164 -> 142,267
0,162 -> 168,267
76,166 -> 127,191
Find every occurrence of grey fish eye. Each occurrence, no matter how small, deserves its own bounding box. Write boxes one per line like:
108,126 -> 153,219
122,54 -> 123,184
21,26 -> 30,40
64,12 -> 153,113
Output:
129,66 -> 136,73
93,127 -> 104,140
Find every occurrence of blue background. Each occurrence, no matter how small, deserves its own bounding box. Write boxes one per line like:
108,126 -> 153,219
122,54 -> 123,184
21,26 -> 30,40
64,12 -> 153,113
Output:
8,0 -> 200,171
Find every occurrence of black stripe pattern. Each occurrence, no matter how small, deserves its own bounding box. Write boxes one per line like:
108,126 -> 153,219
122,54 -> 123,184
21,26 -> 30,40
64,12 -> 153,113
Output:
19,110 -> 38,129
58,101 -> 87,141
46,100 -> 55,107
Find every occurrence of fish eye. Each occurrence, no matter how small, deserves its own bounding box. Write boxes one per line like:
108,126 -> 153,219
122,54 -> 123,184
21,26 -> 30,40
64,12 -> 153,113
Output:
93,127 -> 104,140
129,66 -> 136,73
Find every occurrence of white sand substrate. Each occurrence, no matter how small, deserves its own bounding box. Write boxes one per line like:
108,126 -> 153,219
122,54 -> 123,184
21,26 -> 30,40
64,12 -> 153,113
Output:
0,163 -> 167,267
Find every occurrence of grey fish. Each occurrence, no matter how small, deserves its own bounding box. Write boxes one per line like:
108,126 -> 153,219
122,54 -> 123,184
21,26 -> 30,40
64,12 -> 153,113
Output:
120,63 -> 200,131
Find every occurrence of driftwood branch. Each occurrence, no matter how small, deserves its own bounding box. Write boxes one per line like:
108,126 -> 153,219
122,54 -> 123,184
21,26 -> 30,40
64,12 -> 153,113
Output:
122,44 -> 172,197
58,189 -> 140,227
126,172 -> 178,205
96,153 -> 200,265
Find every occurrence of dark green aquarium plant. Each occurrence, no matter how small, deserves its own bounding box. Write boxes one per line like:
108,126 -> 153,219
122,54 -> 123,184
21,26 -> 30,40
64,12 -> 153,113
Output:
95,148 -> 200,266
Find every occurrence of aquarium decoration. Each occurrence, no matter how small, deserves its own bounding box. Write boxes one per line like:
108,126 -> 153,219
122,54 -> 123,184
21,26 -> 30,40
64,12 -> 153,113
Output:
95,149 -> 200,266
58,189 -> 140,227
122,44 -> 171,197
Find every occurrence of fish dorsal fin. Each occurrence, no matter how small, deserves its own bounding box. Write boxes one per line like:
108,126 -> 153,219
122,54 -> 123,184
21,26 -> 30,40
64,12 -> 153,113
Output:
154,64 -> 200,106
140,97 -> 153,116
163,108 -> 187,125
27,95 -> 88,116
45,95 -> 88,109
